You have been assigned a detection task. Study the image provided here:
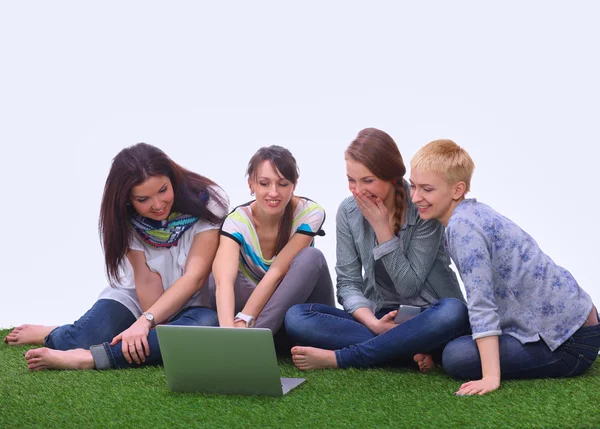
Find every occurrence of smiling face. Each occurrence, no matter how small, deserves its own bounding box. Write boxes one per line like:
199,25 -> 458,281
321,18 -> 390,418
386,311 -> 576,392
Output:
130,175 -> 175,221
249,160 -> 295,216
345,158 -> 395,209
409,168 -> 464,226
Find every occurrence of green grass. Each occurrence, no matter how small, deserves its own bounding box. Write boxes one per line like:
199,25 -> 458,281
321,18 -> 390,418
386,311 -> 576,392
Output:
1,329 -> 598,428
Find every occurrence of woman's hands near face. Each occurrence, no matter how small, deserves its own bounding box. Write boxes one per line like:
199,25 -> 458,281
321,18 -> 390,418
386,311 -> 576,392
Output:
352,190 -> 394,243
352,189 -> 389,229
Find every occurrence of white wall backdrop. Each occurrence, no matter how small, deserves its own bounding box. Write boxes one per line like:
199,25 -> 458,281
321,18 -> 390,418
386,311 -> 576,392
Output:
1,1 -> 598,327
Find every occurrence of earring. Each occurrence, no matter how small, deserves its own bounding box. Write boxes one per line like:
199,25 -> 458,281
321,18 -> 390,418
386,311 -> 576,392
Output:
250,192 -> 255,197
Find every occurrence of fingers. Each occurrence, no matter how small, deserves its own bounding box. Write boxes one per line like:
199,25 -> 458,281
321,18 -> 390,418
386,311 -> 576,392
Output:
374,196 -> 387,211
381,310 -> 397,322
133,339 -> 144,364
110,334 -> 121,347
129,343 -> 140,365
122,340 -> 132,364
142,337 -> 151,357
455,381 -> 491,396
352,190 -> 374,208
121,336 -> 149,364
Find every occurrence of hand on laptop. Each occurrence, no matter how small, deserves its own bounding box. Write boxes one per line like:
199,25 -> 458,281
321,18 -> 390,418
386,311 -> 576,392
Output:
235,320 -> 247,329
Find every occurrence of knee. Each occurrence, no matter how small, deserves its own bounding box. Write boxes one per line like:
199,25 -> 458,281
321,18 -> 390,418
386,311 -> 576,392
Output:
442,336 -> 480,380
284,304 -> 312,337
284,304 -> 310,327
291,247 -> 326,268
179,307 -> 219,327
436,298 -> 470,328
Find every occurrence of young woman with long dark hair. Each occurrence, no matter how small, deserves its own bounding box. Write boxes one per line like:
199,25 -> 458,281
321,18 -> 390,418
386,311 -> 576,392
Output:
211,145 -> 335,336
5,143 -> 228,370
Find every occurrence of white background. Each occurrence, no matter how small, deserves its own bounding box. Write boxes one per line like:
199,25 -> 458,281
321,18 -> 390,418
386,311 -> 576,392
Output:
1,1 -> 598,328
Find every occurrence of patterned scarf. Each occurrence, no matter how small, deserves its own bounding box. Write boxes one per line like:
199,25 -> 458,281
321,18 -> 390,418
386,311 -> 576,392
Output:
131,192 -> 208,248
131,212 -> 199,248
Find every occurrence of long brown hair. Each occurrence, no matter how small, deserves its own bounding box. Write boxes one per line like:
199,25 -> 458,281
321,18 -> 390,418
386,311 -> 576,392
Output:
99,143 -> 227,283
345,128 -> 407,234
246,145 -> 299,256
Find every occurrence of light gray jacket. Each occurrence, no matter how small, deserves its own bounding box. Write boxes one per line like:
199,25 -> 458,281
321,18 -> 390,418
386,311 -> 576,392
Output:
335,193 -> 465,314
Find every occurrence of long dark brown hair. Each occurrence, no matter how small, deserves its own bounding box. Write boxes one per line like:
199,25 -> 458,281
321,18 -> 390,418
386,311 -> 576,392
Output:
99,143 -> 227,283
246,145 -> 299,256
345,128 -> 407,234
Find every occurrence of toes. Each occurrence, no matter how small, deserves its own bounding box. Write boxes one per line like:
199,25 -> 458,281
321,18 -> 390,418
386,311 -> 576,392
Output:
28,363 -> 45,371
24,348 -> 45,359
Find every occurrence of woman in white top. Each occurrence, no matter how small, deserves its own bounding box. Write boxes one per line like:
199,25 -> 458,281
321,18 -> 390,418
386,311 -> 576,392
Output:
5,143 -> 228,370
211,145 -> 335,338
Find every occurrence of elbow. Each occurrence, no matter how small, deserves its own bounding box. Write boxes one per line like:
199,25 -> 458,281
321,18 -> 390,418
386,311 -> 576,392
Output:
182,272 -> 206,292
213,273 -> 234,293
267,266 -> 286,283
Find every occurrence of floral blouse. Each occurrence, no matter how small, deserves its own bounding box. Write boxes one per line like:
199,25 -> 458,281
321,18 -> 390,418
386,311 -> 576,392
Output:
445,199 -> 592,351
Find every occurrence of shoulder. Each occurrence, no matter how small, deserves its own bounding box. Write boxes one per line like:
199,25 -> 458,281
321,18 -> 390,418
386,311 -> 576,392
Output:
207,185 -> 229,205
128,228 -> 146,252
450,199 -> 516,232
295,197 -> 325,217
293,197 -> 326,234
404,195 -> 420,226
205,185 -> 229,217
446,199 -> 512,251
222,202 -> 253,232
448,199 -> 484,229
336,196 -> 360,218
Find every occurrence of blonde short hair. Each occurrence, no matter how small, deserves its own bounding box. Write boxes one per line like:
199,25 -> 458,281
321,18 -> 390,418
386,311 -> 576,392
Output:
410,139 -> 475,193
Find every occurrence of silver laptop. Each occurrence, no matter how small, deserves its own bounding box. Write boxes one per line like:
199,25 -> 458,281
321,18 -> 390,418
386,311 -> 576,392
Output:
156,325 -> 305,396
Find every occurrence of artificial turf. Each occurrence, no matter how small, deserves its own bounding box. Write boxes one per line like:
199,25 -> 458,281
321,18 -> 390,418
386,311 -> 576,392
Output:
0,329 -> 598,428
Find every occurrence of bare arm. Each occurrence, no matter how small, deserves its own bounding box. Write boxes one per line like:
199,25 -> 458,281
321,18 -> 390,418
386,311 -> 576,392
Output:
111,229 -> 220,364
144,229 -> 220,323
212,235 -> 242,327
128,250 -> 164,312
456,336 -> 501,396
241,233 -> 314,319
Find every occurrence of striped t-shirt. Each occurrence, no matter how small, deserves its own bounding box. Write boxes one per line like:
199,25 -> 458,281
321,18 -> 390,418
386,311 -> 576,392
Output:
221,197 -> 326,283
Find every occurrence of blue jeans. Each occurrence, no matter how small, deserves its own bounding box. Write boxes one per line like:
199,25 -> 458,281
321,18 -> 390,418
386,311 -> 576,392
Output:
284,298 -> 470,368
95,305 -> 218,369
45,299 -> 137,350
45,298 -> 219,369
442,322 -> 600,380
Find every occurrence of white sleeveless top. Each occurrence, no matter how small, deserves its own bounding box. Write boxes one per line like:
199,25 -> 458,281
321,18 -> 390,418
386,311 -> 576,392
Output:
97,187 -> 228,317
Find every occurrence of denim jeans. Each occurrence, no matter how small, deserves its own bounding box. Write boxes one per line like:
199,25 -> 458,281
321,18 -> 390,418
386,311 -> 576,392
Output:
92,305 -> 219,369
45,299 -> 137,350
442,322 -> 600,380
284,298 -> 470,368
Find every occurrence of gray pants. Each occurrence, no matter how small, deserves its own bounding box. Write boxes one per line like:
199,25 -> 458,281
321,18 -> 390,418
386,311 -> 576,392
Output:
209,247 -> 335,333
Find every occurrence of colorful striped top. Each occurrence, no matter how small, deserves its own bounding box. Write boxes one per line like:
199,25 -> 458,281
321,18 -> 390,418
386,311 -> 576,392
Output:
221,197 -> 326,284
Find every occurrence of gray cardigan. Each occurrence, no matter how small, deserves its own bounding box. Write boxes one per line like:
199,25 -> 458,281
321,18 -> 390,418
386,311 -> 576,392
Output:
335,193 -> 465,314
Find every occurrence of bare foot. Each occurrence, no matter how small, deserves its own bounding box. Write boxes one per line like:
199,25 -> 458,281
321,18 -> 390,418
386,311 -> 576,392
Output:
24,348 -> 95,371
4,325 -> 58,346
413,353 -> 435,373
291,346 -> 338,370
